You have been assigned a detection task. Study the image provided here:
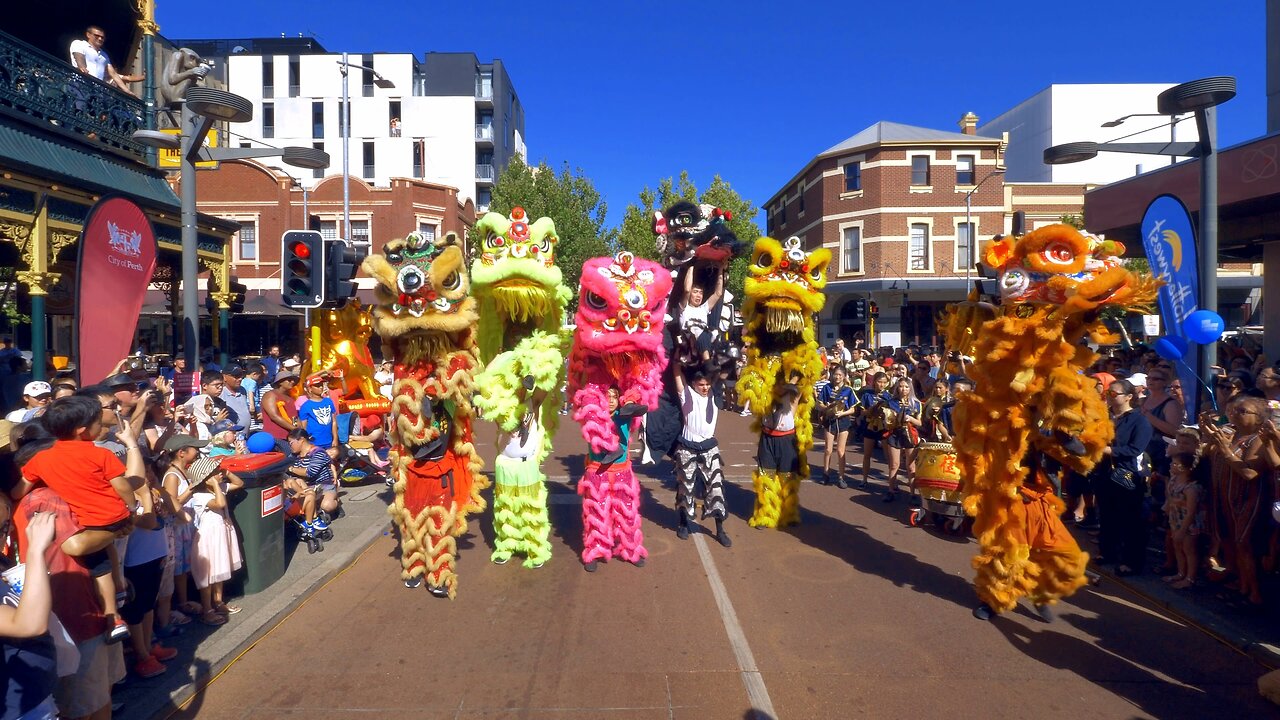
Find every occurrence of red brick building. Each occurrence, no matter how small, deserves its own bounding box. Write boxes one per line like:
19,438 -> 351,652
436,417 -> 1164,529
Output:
144,160 -> 475,356
765,116 -> 1092,350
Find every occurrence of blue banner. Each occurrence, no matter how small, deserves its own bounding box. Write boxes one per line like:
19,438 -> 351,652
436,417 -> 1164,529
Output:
1140,194 -> 1200,423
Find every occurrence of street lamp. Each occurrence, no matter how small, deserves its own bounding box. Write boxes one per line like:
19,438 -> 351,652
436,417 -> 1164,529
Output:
134,87 -> 330,368
337,55 -> 395,249
964,168 -> 1005,292
1101,112 -> 1190,165
1044,75 -> 1236,402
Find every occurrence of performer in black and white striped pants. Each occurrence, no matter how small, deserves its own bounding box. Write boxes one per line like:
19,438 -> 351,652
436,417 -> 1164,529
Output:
673,367 -> 731,547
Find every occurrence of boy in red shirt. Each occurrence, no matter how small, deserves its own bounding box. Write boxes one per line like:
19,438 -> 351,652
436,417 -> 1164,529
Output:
13,395 -> 146,643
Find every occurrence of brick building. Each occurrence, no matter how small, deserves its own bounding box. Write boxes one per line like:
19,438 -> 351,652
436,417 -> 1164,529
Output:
137,160 -> 475,356
765,117 -> 1092,350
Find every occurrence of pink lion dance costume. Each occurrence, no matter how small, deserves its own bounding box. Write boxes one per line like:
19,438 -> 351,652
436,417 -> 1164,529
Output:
568,252 -> 673,570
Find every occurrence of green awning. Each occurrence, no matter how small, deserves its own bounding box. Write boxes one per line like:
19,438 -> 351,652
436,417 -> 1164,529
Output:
0,123 -> 181,211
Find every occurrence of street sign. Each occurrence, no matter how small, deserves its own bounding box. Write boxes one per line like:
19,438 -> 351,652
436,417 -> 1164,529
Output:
1142,314 -> 1161,337
156,128 -> 220,169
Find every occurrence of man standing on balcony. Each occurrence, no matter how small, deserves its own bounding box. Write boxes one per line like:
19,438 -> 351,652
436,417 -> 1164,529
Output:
69,26 -> 144,98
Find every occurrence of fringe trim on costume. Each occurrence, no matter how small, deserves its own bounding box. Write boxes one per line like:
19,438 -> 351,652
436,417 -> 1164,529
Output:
491,457 -> 552,568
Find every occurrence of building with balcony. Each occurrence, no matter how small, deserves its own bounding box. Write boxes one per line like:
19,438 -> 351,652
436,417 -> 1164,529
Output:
764,117 -> 1093,350
0,17 -> 237,371
169,39 -> 526,213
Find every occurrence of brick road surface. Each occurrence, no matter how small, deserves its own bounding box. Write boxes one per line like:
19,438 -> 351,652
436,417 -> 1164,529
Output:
164,412 -> 1277,720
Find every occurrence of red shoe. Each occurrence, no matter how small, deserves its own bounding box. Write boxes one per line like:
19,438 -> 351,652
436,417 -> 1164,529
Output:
151,644 -> 178,662
134,655 -> 166,678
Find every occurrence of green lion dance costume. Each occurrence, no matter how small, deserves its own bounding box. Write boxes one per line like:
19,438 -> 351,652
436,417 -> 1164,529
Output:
471,207 -> 572,568
736,236 -> 830,528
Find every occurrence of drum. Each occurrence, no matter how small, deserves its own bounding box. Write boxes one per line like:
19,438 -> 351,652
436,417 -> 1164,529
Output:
915,441 -> 965,516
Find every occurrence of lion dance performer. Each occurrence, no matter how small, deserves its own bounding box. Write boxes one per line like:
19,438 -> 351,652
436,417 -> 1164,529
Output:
645,202 -> 744,487
362,230 -> 487,598
736,236 -> 831,528
470,207 -> 571,568
948,224 -> 1158,620
568,251 -> 672,571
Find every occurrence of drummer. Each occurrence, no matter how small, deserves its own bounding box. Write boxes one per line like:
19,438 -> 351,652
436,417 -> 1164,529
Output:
922,379 -> 952,443
855,372 -> 893,491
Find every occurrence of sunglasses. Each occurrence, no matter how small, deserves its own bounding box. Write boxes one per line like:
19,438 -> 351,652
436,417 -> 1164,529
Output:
101,400 -> 121,410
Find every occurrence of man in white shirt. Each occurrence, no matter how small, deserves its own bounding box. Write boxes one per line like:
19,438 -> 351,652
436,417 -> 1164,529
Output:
6,381 -> 51,422
69,26 -> 144,97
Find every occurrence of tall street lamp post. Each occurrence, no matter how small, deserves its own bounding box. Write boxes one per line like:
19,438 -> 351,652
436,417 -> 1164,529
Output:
337,55 -> 394,248
1043,76 -> 1236,397
134,87 -> 329,368
964,168 -> 1005,293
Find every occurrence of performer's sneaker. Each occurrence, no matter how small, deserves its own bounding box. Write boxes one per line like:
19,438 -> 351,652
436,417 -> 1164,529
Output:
716,530 -> 732,548
583,561 -> 599,573
677,525 -> 689,540
972,604 -> 995,621
1033,603 -> 1056,623
428,585 -> 449,598
404,576 -> 423,589
631,558 -> 645,568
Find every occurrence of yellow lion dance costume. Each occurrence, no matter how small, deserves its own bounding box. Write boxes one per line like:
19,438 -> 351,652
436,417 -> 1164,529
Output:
362,230 -> 488,599
736,236 -> 830,528
947,224 -> 1158,617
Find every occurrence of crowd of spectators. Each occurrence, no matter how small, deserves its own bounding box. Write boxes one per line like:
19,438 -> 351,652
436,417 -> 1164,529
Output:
0,344 -> 374,719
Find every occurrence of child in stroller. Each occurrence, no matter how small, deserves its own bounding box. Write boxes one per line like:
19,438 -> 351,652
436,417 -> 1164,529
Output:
285,428 -> 337,552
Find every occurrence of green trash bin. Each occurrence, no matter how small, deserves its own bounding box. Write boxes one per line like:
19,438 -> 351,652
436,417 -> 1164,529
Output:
221,452 -> 292,595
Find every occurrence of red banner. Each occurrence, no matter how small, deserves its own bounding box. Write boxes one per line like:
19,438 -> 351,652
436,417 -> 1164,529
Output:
76,197 -> 157,384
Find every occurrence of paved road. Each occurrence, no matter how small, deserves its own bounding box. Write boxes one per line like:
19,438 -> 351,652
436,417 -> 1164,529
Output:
171,413 -> 1276,720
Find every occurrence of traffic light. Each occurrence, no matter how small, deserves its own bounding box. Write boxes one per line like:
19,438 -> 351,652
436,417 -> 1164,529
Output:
229,278 -> 248,314
324,239 -> 364,307
852,298 -> 867,320
281,230 -> 325,308
868,301 -> 880,319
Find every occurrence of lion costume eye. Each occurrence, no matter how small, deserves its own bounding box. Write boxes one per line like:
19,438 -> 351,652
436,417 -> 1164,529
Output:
756,252 -> 773,269
809,266 -> 824,282
385,248 -> 403,264
538,236 -> 553,255
1041,242 -> 1075,266
487,232 -> 504,248
442,271 -> 461,291
584,291 -> 607,311
999,269 -> 1030,297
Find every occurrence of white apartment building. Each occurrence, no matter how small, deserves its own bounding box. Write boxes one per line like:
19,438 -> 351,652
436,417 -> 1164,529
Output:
176,38 -> 526,213
979,83 -> 1197,184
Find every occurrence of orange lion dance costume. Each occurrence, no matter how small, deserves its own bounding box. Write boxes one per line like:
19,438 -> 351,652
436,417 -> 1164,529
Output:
362,230 -> 487,599
947,224 -> 1157,618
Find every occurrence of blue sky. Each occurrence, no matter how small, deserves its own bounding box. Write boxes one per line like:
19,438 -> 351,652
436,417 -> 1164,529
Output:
158,1 -> 1267,229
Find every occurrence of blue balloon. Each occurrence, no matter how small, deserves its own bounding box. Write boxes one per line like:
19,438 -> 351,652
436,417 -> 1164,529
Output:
1182,309 -> 1226,345
246,431 -> 277,454
1154,336 -> 1189,361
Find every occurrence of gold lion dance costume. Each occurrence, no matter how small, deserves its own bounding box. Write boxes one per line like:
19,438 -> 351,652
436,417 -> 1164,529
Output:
568,252 -> 672,570
471,207 -> 571,568
362,231 -> 487,598
949,224 -> 1157,619
736,236 -> 831,528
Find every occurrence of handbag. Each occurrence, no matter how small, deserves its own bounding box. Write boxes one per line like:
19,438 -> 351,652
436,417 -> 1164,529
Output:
1109,465 -> 1137,491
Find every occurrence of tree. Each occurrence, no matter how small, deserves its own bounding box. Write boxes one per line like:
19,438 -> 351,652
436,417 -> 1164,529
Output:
615,171 -> 761,300
489,157 -> 614,292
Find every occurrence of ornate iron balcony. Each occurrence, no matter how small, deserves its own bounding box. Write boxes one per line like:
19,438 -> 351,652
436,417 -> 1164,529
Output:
0,30 -> 146,160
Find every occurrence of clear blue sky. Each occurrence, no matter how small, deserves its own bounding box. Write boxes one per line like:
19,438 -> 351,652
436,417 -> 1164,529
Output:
158,1 -> 1268,230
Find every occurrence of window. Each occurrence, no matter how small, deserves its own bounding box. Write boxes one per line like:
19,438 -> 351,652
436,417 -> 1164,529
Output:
319,220 -> 338,241
476,69 -> 493,99
312,101 -> 324,138
798,188 -> 805,214
778,202 -> 787,226
477,188 -> 492,212
363,141 -> 375,179
842,227 -> 861,273
236,220 -> 257,262
956,222 -> 975,270
362,54 -> 375,97
909,223 -> 930,270
389,101 -> 401,136
312,142 -> 324,179
288,56 -> 299,97
911,156 -> 930,186
262,57 -> 274,98
844,162 -> 861,192
351,219 -> 370,248
956,155 -> 975,185
412,140 -> 424,177
262,102 -> 274,139
417,222 -> 438,242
